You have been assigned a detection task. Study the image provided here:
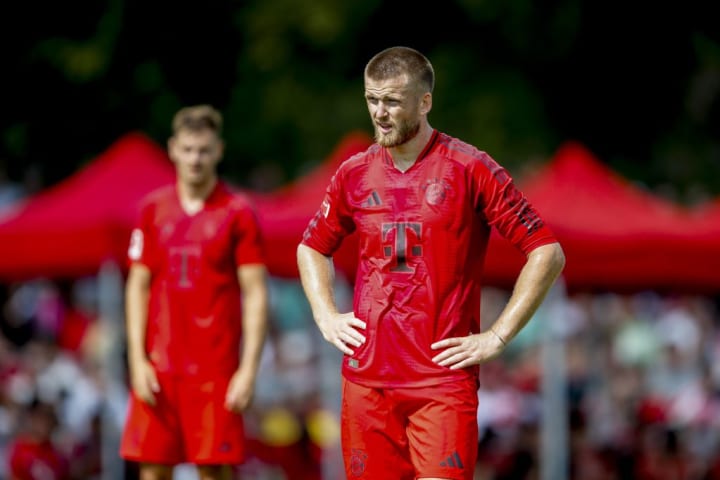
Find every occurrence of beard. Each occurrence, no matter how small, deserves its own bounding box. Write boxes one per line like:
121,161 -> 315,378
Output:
374,117 -> 421,148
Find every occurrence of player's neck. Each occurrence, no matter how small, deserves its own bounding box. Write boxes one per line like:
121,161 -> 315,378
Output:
177,177 -> 217,215
388,122 -> 434,172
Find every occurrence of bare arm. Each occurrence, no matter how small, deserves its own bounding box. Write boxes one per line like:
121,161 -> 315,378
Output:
297,243 -> 339,320
488,242 -> 566,343
297,243 -> 366,355
432,242 -> 566,368
238,264 -> 269,379
225,263 -> 269,412
125,263 -> 159,404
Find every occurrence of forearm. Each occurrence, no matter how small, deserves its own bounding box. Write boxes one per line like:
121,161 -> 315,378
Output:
125,266 -> 151,364
490,242 -> 565,343
238,265 -> 269,375
296,243 -> 339,323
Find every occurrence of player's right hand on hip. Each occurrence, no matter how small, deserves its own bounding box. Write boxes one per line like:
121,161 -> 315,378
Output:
318,312 -> 366,356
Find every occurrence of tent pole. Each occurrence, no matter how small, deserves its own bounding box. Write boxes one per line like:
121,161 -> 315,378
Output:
98,260 -> 126,480
540,277 -> 569,480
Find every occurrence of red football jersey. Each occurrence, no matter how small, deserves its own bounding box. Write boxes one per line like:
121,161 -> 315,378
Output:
128,182 -> 264,378
302,130 -> 557,388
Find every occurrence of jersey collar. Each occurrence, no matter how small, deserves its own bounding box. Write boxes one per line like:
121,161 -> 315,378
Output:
382,129 -> 439,171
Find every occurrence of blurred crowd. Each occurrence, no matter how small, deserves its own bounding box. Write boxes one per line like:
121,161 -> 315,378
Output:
0,278 -> 110,479
1,274 -> 720,479
474,287 -> 720,480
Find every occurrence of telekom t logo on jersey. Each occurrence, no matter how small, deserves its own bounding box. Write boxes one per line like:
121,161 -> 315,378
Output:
169,246 -> 201,287
382,222 -> 422,272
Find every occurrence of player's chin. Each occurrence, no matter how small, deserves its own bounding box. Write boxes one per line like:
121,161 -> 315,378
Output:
187,174 -> 209,186
376,136 -> 393,148
374,128 -> 392,144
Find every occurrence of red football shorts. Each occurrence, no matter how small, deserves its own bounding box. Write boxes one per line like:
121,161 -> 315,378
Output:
120,374 -> 246,465
341,377 -> 479,480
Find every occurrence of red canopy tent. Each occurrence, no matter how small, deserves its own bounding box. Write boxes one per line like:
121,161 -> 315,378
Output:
0,133 -> 175,282
250,131 -> 372,279
483,141 -> 720,293
0,131 -> 372,282
254,137 -> 720,292
0,133 -> 717,293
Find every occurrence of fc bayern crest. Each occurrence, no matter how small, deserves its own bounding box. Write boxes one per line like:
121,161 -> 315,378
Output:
350,448 -> 368,476
423,179 -> 449,206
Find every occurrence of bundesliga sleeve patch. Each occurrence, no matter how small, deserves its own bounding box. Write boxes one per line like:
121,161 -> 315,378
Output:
321,198 -> 330,218
128,228 -> 144,260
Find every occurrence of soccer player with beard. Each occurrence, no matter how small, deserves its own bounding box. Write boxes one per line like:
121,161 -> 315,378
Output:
119,105 -> 269,480
297,47 -> 565,480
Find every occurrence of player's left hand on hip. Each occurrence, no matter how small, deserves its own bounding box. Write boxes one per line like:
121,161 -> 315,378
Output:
430,333 -> 502,369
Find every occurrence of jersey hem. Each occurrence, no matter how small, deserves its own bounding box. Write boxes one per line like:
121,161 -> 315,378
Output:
342,370 -> 477,389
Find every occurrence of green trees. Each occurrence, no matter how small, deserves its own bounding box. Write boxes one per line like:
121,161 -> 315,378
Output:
2,0 -> 718,202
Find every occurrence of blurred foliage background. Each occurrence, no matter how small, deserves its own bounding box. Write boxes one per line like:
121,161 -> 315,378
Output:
1,0 -> 718,203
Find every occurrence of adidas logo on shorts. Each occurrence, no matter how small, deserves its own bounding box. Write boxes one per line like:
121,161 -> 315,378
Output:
439,451 -> 464,469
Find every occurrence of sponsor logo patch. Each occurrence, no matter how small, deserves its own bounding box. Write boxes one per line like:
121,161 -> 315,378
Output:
350,448 -> 367,476
128,229 -> 144,260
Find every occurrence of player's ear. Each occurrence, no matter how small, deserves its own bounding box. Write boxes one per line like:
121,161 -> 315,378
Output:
420,92 -> 432,116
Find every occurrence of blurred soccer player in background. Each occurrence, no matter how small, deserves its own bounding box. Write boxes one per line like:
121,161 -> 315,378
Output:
119,105 -> 269,480
297,46 -> 565,479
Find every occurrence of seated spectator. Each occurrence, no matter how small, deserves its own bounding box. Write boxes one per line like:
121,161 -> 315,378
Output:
6,399 -> 69,480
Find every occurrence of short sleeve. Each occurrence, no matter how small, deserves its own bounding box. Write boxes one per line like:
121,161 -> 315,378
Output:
127,200 -> 156,269
301,168 -> 355,255
233,204 -> 266,266
470,153 -> 557,255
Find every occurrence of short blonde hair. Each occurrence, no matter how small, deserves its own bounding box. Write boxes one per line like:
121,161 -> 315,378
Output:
365,46 -> 435,94
171,105 -> 223,135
